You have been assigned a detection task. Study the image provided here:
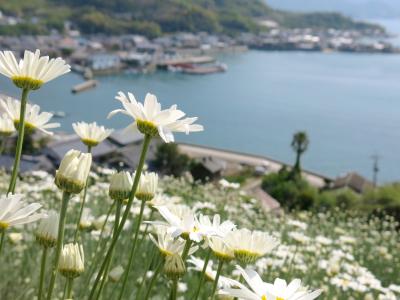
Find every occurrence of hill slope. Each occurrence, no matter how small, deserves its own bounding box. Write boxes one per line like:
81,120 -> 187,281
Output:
0,0 -> 383,36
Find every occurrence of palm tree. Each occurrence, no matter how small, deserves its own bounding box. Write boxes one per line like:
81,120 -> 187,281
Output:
291,131 -> 309,175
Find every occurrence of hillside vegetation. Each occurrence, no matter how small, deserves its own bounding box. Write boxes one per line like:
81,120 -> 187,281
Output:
0,0 -> 384,36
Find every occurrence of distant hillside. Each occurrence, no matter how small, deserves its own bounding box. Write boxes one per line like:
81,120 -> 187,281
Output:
0,0 -> 384,37
267,0 -> 400,19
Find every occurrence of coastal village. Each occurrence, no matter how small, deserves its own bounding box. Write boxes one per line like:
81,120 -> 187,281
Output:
0,12 -> 397,90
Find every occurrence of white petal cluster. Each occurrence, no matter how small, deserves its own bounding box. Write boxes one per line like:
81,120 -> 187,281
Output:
0,113 -> 15,136
0,194 -> 45,229
149,226 -> 198,257
149,205 -> 206,242
36,211 -> 59,248
225,228 -> 279,264
58,243 -> 85,278
109,171 -> 133,201
108,92 -> 203,143
55,149 -> 92,194
220,266 -> 322,300
0,96 -> 60,135
72,121 -> 113,147
0,49 -> 70,89
197,214 -> 236,238
136,172 -> 158,201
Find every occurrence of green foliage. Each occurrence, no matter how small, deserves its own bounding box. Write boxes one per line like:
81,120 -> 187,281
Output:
279,11 -> 384,32
153,143 -> 191,177
262,167 -> 318,210
363,183 -> 400,220
0,0 -> 384,36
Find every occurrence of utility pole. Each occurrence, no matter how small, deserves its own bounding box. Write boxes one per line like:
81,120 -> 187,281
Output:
371,154 -> 380,187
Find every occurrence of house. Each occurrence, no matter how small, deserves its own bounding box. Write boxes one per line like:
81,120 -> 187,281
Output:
191,156 -> 226,182
88,54 -> 121,73
331,172 -> 374,194
0,154 -> 54,173
43,135 -> 118,167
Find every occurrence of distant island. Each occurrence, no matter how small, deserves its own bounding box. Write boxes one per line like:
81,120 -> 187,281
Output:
0,0 -> 385,37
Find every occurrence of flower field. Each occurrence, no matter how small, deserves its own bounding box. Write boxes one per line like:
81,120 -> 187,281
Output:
0,169 -> 398,299
0,49 -> 399,300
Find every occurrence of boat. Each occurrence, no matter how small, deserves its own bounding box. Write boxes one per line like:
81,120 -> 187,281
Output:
181,63 -> 227,75
50,111 -> 67,118
71,80 -> 98,93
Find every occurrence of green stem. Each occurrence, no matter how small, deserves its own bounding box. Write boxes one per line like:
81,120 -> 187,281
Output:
88,135 -> 152,300
117,197 -> 147,300
0,137 -> 7,155
80,201 -> 116,298
0,229 -> 5,257
74,145 -> 92,242
8,88 -> 29,194
38,247 -> 48,300
137,209 -> 154,252
135,247 -> 156,300
181,239 -> 192,262
170,279 -> 178,300
142,258 -> 163,300
65,278 -> 74,299
46,191 -> 71,300
96,200 -> 122,300
192,249 -> 211,300
211,259 -> 224,299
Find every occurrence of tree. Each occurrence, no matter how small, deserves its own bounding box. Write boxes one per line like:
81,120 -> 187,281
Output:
153,143 -> 191,177
291,131 -> 309,176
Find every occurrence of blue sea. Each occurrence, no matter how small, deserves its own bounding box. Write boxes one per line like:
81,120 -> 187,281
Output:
1,47 -> 400,183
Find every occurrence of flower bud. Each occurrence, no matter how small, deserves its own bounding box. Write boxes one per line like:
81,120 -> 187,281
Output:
58,243 -> 85,279
136,172 -> 158,201
36,211 -> 59,248
109,265 -> 124,282
109,171 -> 133,201
55,149 -> 92,194
163,253 -> 186,279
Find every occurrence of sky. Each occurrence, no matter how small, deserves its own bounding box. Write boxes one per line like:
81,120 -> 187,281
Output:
266,0 -> 400,19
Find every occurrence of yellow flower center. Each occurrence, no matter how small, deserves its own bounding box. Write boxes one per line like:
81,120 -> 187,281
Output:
136,119 -> 158,137
12,76 -> 43,90
261,296 -> 267,300
234,249 -> 261,264
81,138 -> 99,147
14,120 -> 37,133
0,221 -> 9,229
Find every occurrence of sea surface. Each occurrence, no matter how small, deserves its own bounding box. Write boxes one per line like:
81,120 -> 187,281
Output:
1,47 -> 400,183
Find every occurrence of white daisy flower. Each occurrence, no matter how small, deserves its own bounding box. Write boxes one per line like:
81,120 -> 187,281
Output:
58,243 -> 85,279
148,205 -> 215,243
72,121 -> 113,147
219,266 -> 322,300
0,96 -> 60,135
0,113 -> 15,136
109,171 -> 133,201
0,194 -> 45,230
55,149 -> 92,194
108,92 -> 203,143
225,229 -> 279,264
0,49 -> 70,90
197,214 -> 236,238
149,226 -> 198,257
136,172 -> 158,201
36,211 -> 59,248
